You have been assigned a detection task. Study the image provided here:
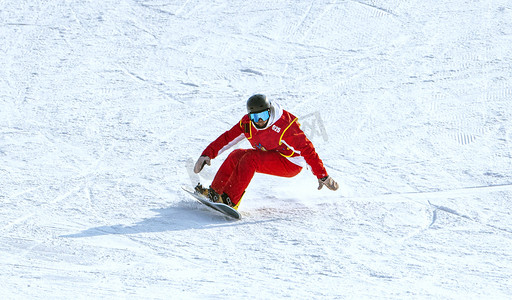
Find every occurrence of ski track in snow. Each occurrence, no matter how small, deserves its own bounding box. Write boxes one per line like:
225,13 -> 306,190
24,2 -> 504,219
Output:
1,0 -> 512,299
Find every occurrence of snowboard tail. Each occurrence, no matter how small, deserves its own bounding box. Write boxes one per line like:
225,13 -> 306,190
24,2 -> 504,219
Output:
182,186 -> 241,220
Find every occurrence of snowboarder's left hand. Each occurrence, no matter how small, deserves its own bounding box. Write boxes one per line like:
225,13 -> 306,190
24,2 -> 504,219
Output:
194,155 -> 211,173
318,176 -> 339,191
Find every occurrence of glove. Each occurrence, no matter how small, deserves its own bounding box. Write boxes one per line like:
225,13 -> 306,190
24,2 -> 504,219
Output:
318,176 -> 339,191
194,155 -> 211,173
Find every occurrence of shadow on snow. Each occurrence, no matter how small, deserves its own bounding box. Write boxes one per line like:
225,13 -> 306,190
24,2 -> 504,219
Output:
60,203 -> 279,238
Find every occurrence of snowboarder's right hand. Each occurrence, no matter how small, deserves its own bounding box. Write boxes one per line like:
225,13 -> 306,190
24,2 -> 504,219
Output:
194,155 -> 211,173
318,176 -> 339,191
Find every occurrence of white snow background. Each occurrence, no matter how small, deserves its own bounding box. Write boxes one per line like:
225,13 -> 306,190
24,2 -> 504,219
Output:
1,0 -> 512,298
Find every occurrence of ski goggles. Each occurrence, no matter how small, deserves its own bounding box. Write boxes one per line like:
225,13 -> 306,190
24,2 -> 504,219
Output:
249,110 -> 270,123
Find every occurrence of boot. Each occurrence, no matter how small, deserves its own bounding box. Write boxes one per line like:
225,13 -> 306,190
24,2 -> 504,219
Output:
194,183 -> 236,208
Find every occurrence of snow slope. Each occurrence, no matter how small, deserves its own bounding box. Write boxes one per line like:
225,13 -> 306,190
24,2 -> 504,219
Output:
1,0 -> 512,298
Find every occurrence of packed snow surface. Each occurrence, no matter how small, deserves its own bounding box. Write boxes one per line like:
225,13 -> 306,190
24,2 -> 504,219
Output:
1,0 -> 512,298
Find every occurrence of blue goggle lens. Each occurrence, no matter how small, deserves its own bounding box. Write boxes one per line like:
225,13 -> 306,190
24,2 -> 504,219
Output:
250,110 -> 270,122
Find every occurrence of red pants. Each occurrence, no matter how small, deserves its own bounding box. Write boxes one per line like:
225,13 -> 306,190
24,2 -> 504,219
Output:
211,149 -> 302,204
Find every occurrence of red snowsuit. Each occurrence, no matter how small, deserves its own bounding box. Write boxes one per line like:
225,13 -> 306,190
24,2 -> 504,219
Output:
201,102 -> 327,206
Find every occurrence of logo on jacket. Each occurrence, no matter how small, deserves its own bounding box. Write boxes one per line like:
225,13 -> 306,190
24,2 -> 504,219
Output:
255,143 -> 267,151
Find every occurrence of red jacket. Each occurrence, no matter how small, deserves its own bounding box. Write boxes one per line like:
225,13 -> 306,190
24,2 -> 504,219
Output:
201,102 -> 328,179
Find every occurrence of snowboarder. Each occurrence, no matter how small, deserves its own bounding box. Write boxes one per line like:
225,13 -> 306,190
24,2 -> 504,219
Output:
193,94 -> 339,210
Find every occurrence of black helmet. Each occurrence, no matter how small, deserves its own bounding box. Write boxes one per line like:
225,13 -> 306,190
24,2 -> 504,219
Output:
247,94 -> 271,114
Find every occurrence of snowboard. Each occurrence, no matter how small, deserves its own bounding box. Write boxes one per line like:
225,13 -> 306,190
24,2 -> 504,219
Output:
181,186 -> 241,220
